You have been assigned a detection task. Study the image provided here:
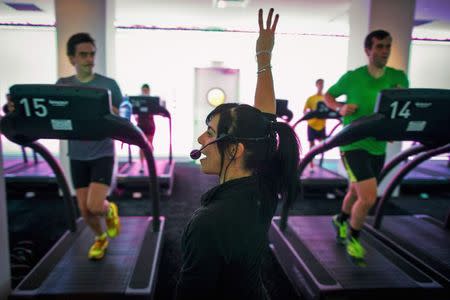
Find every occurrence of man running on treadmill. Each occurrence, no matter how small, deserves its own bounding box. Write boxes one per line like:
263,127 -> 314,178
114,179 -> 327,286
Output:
57,33 -> 123,260
324,30 -> 409,266
303,78 -> 326,170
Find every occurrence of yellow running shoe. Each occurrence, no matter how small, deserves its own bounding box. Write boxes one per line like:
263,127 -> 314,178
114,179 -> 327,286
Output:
88,233 -> 109,260
106,202 -> 121,238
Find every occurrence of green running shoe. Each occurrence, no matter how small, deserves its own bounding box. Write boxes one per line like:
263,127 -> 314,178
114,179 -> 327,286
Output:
331,215 -> 348,245
346,237 -> 367,267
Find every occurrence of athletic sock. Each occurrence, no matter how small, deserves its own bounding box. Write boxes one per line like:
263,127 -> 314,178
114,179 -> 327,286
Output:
337,212 -> 350,223
97,232 -> 107,240
349,226 -> 361,239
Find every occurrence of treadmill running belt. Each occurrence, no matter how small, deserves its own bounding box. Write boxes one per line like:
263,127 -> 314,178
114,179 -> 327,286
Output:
15,217 -> 155,297
373,215 -> 450,279
286,216 -> 431,288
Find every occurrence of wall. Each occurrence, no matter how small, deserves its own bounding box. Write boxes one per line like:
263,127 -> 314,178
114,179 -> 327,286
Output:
0,26 -> 58,155
1,25 -> 449,158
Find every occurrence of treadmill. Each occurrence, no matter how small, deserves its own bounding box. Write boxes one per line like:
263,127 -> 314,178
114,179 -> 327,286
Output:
378,143 -> 450,190
116,95 -> 175,196
364,142 -> 450,288
3,145 -> 37,171
2,105 -> 56,189
292,102 -> 346,191
270,89 -> 449,299
3,143 -> 57,189
2,84 -> 164,299
402,157 -> 450,189
276,99 -> 294,123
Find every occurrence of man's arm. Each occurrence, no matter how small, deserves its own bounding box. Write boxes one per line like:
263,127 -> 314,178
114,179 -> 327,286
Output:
109,79 -> 123,115
324,93 -> 357,116
324,93 -> 341,112
324,73 -> 357,117
254,8 -> 278,114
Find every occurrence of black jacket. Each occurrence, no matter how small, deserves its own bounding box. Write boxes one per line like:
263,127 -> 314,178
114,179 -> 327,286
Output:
175,175 -> 277,300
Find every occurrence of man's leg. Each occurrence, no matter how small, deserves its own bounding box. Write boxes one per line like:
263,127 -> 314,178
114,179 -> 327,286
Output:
89,156 -> 120,239
76,187 -> 103,236
85,182 -> 111,260
350,178 -> 377,231
71,159 -> 110,260
307,126 -> 316,169
86,157 -> 120,259
71,159 -> 104,237
344,177 -> 377,266
332,183 -> 357,244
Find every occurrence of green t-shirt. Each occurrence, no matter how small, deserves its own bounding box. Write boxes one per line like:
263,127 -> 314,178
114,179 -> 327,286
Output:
327,66 -> 409,155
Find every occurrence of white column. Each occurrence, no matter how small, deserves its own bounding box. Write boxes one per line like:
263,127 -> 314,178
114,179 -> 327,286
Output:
347,0 -> 371,71
55,0 -> 116,195
106,0 -> 116,78
55,0 -> 108,76
343,0 -> 415,196
0,138 -> 11,300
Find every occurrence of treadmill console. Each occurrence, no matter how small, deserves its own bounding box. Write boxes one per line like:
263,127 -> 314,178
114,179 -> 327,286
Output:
374,88 -> 450,145
3,84 -> 112,142
129,95 -> 170,118
314,101 -> 340,119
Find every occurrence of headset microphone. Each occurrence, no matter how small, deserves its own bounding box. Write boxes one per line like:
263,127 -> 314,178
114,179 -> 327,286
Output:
189,133 -> 268,160
190,134 -> 229,160
190,149 -> 202,160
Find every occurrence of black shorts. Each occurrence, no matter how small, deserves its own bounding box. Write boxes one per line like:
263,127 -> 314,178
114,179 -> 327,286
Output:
341,150 -> 385,183
307,126 -> 326,142
70,156 -> 114,189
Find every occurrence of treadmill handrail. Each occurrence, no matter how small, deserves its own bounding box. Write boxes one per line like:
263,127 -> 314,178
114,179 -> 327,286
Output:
373,143 -> 450,229
25,141 -> 77,232
378,144 -> 429,183
292,102 -> 341,129
1,84 -> 162,232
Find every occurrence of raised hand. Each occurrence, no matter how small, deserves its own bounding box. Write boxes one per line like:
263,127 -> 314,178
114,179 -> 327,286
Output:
254,8 -> 279,113
256,8 -> 279,55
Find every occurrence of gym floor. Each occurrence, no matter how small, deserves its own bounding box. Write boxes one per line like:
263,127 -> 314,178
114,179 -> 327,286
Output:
6,161 -> 449,300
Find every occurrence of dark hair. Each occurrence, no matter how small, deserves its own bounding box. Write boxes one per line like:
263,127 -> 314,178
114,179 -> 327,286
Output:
67,33 -> 95,56
141,84 -> 150,90
206,103 -> 300,206
316,78 -> 324,84
364,30 -> 390,49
